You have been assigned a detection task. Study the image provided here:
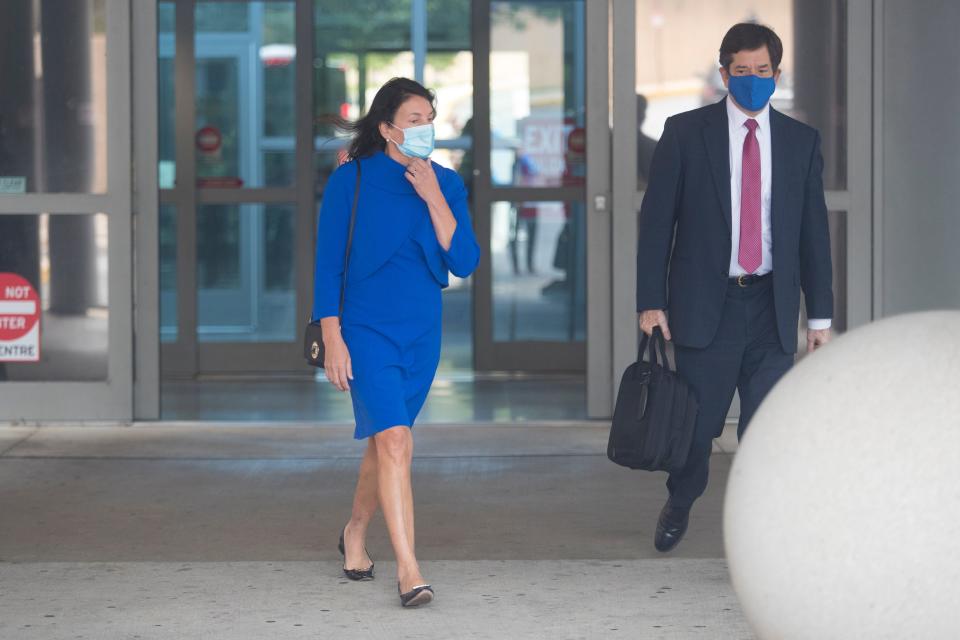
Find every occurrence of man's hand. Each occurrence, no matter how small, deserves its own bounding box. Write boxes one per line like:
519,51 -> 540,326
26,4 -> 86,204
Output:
638,309 -> 671,340
807,327 -> 832,354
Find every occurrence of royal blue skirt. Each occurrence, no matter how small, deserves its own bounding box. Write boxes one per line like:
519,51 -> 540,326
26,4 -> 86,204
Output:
340,236 -> 442,439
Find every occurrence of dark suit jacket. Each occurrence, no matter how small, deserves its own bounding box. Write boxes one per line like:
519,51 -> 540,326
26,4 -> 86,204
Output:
636,98 -> 833,354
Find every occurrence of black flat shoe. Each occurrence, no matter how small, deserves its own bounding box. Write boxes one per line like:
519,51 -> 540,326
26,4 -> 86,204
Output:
654,500 -> 690,553
338,527 -> 374,581
398,583 -> 434,608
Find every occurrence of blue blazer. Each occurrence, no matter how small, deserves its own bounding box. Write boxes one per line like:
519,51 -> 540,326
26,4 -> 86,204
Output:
636,99 -> 833,353
312,152 -> 480,320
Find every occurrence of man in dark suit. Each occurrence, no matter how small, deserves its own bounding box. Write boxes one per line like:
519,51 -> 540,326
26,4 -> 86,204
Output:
636,23 -> 834,552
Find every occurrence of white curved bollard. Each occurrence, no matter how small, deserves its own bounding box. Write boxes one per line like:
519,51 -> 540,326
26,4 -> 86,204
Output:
724,311 -> 960,640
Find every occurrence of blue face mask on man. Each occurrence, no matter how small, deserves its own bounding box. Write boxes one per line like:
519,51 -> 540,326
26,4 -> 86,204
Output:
387,122 -> 435,159
727,74 -> 777,112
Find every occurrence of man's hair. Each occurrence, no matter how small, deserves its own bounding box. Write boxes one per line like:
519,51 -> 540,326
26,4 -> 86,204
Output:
719,23 -> 783,71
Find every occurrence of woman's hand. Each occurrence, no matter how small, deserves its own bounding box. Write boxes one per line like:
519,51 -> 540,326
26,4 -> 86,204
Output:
321,318 -> 353,392
404,158 -> 443,206
404,158 -> 457,250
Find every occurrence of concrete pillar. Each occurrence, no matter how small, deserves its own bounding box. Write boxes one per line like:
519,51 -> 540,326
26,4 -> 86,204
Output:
0,3 -> 41,381
0,2 -> 38,187
40,0 -> 98,314
0,1 -> 42,369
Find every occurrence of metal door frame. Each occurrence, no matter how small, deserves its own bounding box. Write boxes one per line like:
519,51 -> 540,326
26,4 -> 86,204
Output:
0,0 -> 134,420
470,0 -> 606,374
584,0 -> 612,417
157,0 -> 315,377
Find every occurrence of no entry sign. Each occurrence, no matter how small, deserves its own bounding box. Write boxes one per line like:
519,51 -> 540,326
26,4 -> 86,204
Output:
0,273 -> 40,362
195,125 -> 222,154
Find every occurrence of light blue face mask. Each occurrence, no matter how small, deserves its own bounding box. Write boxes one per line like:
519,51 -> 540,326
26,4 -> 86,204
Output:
388,122 -> 435,159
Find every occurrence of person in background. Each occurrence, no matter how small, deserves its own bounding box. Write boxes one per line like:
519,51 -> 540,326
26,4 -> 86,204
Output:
636,94 -> 659,187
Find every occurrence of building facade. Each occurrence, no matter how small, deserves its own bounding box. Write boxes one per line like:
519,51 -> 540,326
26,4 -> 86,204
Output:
0,0 -> 956,421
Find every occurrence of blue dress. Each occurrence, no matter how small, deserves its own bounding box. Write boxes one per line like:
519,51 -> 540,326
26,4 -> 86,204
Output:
312,151 -> 480,439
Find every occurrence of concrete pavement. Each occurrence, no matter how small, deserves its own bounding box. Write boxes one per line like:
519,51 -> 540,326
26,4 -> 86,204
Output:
0,423 -> 751,639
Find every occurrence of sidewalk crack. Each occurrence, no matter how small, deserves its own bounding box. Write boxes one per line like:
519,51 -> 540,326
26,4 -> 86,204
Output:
0,426 -> 41,457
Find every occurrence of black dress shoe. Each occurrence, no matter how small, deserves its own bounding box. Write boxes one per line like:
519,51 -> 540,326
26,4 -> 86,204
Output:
398,583 -> 434,608
654,501 -> 690,553
338,527 -> 374,581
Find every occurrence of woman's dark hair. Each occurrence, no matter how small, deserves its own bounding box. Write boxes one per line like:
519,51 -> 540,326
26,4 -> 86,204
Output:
719,23 -> 783,71
340,77 -> 436,160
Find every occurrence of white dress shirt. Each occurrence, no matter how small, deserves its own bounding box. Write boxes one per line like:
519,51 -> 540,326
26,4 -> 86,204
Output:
725,98 -> 831,330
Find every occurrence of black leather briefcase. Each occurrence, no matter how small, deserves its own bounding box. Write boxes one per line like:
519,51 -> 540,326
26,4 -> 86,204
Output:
607,328 -> 698,473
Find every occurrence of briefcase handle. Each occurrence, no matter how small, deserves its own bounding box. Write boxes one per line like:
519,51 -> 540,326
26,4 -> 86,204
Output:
637,326 -> 670,369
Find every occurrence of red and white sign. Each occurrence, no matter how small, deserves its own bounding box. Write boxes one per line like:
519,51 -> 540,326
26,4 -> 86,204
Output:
516,117 -> 587,185
0,273 -> 40,362
195,126 -> 222,154
259,44 -> 295,67
518,118 -> 567,183
567,126 -> 586,154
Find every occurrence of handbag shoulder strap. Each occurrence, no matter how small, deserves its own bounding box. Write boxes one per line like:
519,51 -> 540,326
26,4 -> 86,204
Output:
337,159 -> 362,319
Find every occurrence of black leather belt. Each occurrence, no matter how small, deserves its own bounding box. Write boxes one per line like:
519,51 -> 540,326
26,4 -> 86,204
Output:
729,272 -> 772,288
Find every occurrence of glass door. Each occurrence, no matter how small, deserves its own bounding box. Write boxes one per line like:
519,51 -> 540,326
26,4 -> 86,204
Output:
472,0 -> 589,372
160,0 -> 601,378
0,0 -> 135,419
161,0 -> 476,377
160,0 -> 306,375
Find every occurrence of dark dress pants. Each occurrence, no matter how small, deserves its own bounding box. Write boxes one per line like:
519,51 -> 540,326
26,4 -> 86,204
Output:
666,278 -> 794,509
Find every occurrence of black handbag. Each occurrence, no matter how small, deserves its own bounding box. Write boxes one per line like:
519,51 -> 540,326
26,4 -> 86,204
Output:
303,159 -> 361,368
607,327 -> 698,473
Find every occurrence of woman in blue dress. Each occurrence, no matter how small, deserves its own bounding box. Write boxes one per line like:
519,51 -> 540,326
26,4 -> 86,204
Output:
313,78 -> 480,608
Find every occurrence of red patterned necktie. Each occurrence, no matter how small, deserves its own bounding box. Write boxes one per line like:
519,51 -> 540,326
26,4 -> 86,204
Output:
738,119 -> 762,274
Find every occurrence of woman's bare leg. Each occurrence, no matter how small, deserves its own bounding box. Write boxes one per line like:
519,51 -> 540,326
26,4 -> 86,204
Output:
343,438 -> 378,569
373,425 -> 424,591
